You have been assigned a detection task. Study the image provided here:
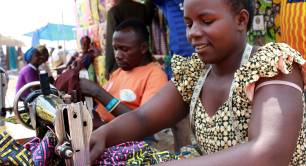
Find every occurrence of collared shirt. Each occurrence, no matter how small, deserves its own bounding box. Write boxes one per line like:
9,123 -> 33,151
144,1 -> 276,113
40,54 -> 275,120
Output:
28,63 -> 38,71
16,64 -> 39,97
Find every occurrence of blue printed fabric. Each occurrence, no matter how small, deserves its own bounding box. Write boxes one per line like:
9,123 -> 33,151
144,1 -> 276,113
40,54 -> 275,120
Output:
287,0 -> 306,2
0,130 -> 33,165
153,0 -> 194,57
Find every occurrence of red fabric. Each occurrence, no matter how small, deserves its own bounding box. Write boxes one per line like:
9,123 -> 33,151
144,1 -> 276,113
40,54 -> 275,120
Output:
54,63 -> 83,101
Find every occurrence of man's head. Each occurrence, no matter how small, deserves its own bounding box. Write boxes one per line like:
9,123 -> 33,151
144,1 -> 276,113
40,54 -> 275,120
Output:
113,19 -> 151,71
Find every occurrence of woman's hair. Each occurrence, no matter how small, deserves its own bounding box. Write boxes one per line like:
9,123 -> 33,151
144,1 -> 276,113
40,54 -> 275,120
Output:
80,36 -> 91,46
224,0 -> 254,31
23,47 -> 39,63
36,45 -> 49,62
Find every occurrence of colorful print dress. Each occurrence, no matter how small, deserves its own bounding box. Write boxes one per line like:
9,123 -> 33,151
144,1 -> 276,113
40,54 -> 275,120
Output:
171,43 -> 306,166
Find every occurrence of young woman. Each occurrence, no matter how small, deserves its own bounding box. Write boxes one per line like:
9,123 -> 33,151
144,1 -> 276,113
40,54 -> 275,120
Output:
16,47 -> 45,97
89,0 -> 305,165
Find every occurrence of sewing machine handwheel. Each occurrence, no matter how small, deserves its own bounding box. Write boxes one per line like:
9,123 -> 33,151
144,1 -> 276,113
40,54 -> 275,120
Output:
13,81 -> 58,129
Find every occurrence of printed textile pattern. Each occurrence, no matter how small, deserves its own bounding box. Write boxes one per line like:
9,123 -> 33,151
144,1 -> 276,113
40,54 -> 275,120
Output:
247,0 -> 280,45
24,131 -> 62,166
94,141 -> 178,165
171,42 -> 306,166
0,130 -> 33,165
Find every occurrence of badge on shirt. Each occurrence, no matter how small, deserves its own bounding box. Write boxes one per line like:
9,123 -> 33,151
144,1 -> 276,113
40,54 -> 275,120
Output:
119,89 -> 137,102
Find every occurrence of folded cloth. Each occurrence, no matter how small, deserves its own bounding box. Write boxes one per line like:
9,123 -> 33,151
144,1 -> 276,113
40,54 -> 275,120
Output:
0,130 -> 33,165
94,141 -> 178,166
54,62 -> 84,102
1,129 -> 199,166
24,130 -> 63,166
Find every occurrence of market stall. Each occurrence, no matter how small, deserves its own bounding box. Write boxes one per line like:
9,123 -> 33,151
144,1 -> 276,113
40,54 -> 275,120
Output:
0,34 -> 25,70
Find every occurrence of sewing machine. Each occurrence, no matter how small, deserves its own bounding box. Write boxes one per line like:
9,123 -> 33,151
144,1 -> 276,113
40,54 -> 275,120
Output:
0,67 -> 8,118
12,72 -> 93,166
0,67 -> 8,122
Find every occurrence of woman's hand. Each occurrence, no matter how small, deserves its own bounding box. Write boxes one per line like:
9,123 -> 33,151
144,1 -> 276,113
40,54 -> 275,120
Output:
89,127 -> 107,165
79,79 -> 100,97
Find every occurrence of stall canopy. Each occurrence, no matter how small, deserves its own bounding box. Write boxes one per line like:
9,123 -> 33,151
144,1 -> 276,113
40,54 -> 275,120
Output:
24,23 -> 76,42
0,34 -> 25,47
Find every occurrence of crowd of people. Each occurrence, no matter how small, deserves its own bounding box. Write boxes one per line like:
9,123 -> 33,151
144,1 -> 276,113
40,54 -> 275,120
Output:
1,0 -> 306,165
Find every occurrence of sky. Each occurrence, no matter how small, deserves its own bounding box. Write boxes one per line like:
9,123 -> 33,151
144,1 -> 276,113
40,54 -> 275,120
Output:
0,0 -> 77,48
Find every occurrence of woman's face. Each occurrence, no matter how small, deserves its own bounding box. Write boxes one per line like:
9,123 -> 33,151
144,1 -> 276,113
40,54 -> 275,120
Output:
81,38 -> 91,52
30,51 -> 44,66
184,0 -> 245,64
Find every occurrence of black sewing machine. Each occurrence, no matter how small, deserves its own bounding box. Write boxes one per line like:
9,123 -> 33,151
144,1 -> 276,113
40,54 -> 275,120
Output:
12,71 -> 92,166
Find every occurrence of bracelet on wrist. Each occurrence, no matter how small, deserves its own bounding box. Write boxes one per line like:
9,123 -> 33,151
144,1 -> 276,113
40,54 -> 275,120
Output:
105,98 -> 120,111
108,101 -> 120,113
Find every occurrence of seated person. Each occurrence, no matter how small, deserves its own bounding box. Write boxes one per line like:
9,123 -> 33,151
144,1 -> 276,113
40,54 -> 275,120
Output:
36,45 -> 55,84
16,47 -> 45,97
67,36 -> 96,69
65,36 -> 101,81
50,45 -> 65,69
80,19 -> 168,126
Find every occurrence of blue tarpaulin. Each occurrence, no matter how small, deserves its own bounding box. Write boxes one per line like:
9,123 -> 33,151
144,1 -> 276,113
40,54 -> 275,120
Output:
24,23 -> 76,43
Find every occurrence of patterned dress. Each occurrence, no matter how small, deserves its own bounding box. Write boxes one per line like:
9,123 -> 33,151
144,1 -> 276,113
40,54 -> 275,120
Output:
171,43 -> 306,166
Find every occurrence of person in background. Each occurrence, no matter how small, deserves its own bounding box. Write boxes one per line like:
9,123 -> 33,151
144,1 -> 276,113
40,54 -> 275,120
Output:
64,36 -> 99,82
50,45 -> 65,68
148,0 -> 195,152
80,19 -> 168,129
36,45 -> 54,84
150,0 -> 194,78
89,0 -> 306,165
104,0 -> 155,79
15,47 -> 45,97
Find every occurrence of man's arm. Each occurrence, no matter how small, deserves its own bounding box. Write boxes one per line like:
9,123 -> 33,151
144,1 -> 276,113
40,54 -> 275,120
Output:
80,79 -> 131,116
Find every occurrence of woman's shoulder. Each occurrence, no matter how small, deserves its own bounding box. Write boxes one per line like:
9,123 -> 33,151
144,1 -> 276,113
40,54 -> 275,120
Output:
235,42 -> 305,101
244,42 -> 305,72
171,53 -> 205,75
171,53 -> 206,103
19,65 -> 32,73
251,42 -> 304,63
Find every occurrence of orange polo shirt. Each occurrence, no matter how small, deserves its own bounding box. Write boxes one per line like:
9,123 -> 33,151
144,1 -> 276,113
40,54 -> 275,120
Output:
96,62 -> 168,122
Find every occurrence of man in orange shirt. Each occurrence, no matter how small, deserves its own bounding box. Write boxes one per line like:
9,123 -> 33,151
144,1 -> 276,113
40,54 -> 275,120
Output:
80,19 -> 168,126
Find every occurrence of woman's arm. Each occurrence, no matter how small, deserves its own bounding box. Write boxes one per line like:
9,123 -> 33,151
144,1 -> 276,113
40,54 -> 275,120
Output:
162,64 -> 304,166
89,82 -> 189,163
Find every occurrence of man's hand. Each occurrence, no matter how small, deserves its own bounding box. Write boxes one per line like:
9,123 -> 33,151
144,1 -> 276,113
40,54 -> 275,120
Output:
79,79 -> 100,97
